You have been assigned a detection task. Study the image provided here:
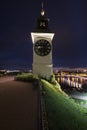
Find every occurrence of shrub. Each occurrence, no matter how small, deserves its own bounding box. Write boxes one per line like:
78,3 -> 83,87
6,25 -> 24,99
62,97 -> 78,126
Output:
15,73 -> 38,82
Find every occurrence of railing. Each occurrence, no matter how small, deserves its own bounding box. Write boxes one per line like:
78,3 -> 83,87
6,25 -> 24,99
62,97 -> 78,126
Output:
38,79 -> 49,130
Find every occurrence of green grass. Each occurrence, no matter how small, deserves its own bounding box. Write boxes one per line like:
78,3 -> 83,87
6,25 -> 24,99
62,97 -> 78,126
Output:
42,80 -> 87,130
15,73 -> 38,82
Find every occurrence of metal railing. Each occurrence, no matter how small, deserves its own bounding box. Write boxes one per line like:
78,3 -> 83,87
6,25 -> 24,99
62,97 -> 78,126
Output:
38,79 -> 49,130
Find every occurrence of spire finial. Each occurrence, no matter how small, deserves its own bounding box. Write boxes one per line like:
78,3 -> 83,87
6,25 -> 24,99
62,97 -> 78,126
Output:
42,1 -> 44,9
41,1 -> 45,16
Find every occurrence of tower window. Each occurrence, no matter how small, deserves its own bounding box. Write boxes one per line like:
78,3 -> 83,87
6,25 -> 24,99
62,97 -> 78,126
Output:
40,22 -> 45,27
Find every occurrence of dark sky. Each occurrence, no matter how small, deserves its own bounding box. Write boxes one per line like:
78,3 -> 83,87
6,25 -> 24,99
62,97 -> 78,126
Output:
0,0 -> 87,69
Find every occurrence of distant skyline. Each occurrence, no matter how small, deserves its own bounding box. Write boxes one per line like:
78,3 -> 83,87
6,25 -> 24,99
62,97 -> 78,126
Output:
0,0 -> 87,69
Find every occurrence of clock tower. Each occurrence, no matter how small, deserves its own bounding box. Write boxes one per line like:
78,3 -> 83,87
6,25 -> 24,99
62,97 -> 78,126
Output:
31,3 -> 54,78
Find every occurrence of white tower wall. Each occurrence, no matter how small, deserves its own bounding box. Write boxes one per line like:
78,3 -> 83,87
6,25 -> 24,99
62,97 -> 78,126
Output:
31,33 -> 54,78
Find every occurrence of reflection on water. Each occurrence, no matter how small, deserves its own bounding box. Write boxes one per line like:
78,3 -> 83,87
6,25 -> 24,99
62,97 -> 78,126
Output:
55,71 -> 87,107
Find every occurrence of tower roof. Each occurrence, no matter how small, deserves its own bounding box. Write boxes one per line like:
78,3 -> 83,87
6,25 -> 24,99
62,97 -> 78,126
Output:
34,2 -> 51,33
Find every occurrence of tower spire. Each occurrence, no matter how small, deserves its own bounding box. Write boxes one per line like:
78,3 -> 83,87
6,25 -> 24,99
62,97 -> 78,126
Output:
41,1 -> 45,16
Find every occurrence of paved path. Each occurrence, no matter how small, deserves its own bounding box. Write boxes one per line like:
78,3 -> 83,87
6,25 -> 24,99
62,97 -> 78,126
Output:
0,76 -> 14,83
0,78 -> 38,130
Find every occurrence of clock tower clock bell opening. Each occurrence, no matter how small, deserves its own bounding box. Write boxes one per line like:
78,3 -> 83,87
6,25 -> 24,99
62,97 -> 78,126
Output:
31,2 -> 54,78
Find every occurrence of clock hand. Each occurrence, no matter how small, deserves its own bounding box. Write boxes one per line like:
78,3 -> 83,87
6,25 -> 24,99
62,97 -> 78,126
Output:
38,46 -> 43,49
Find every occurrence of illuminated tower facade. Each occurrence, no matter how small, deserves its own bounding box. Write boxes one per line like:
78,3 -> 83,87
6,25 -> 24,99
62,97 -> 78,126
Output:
31,3 -> 54,78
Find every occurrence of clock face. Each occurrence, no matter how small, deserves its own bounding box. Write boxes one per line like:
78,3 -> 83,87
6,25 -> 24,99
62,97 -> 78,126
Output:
34,39 -> 51,56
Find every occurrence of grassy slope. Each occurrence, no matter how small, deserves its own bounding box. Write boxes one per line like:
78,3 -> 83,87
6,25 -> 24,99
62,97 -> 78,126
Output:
42,80 -> 87,130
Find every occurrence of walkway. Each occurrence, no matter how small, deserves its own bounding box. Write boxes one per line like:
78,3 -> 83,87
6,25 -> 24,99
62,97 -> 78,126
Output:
0,78 -> 38,130
0,76 -> 14,83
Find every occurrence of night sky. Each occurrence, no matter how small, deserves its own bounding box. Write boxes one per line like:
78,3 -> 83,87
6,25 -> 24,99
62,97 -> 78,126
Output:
0,0 -> 87,70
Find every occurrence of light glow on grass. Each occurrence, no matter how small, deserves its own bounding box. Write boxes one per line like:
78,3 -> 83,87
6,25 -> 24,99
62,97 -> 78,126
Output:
71,95 -> 87,100
70,92 -> 87,108
70,92 -> 87,100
